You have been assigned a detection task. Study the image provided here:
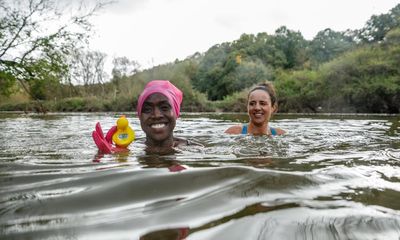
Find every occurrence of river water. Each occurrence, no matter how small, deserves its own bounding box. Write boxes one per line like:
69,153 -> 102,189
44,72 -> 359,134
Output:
0,112 -> 400,240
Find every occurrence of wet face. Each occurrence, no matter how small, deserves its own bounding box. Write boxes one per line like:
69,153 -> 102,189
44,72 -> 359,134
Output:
247,89 -> 276,126
139,93 -> 176,146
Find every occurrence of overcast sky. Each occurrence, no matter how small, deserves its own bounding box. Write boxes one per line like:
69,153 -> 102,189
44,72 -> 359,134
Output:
89,0 -> 399,70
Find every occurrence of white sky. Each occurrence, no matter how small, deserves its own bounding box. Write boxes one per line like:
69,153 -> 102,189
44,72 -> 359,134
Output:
89,0 -> 399,70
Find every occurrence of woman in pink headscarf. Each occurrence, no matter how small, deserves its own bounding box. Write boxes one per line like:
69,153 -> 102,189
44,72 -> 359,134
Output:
93,80 -> 200,155
137,80 -> 190,153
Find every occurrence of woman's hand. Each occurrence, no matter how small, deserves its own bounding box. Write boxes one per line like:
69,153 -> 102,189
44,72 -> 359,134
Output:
92,122 -> 127,153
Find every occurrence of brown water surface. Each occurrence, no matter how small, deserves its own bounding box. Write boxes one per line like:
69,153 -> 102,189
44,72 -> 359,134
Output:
0,112 -> 400,239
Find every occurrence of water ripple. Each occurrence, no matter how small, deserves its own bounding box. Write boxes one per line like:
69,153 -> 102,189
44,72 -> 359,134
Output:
0,113 -> 399,239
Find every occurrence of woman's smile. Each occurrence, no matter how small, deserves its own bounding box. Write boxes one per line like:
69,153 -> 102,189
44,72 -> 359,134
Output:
151,123 -> 167,129
253,112 -> 264,117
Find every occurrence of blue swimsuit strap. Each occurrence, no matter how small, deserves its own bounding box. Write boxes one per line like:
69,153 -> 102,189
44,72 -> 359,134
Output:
270,127 -> 277,136
241,125 -> 248,134
242,124 -> 277,135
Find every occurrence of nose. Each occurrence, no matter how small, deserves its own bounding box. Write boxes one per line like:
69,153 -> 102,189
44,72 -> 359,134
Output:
151,106 -> 163,118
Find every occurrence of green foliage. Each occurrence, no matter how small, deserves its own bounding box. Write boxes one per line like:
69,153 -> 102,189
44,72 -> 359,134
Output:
1,3 -> 400,114
271,25 -> 400,114
25,59 -> 65,100
0,102 -> 30,111
275,70 -> 322,112
309,28 -> 355,65
312,40 -> 400,113
191,26 -> 308,100
358,4 -> 400,43
0,0 -> 106,101
273,26 -> 308,69
231,60 -> 273,90
55,98 -> 87,111
213,91 -> 248,112
385,28 -> 400,44
191,43 -> 230,100
53,97 -> 117,112
0,71 -> 16,96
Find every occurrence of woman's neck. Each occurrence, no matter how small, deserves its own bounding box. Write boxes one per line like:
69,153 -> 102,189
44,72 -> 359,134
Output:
248,122 -> 270,135
145,136 -> 175,148
145,137 -> 183,154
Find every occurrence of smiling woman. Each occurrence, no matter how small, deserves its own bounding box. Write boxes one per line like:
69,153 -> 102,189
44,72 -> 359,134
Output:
92,80 -> 201,155
225,82 -> 285,136
137,80 -> 197,153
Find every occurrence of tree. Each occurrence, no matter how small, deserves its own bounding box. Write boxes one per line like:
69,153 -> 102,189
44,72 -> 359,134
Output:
0,0 -> 109,99
68,49 -> 108,86
191,27 -> 308,100
384,27 -> 400,44
191,42 -> 231,99
231,33 -> 256,52
254,32 -> 286,68
358,4 -> 400,43
227,59 -> 273,94
272,26 -> 308,69
310,28 -> 355,65
111,56 -> 141,79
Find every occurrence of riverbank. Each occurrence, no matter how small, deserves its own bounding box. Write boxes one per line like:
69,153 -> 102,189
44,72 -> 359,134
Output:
2,97 -> 399,114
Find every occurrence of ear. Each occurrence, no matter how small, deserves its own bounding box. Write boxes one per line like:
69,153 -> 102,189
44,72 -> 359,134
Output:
272,104 -> 278,113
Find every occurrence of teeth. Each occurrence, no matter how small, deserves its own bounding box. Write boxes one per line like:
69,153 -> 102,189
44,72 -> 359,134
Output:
151,123 -> 166,129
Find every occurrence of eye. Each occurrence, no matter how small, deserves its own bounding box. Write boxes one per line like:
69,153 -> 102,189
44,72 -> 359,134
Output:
249,101 -> 256,106
142,105 -> 152,114
160,103 -> 171,112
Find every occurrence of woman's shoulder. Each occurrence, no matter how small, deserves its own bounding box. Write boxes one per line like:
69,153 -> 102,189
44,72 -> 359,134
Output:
225,125 -> 243,134
271,127 -> 286,135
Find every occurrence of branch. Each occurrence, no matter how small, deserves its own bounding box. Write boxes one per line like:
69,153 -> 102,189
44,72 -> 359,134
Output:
0,0 -> 43,58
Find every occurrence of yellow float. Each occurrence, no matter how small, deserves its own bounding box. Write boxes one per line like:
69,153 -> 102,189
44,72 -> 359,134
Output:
112,115 -> 135,148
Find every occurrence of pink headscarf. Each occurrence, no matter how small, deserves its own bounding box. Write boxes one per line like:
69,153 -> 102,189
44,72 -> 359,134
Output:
137,80 -> 183,118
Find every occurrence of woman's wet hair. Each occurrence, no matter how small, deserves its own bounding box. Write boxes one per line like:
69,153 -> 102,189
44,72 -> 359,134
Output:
248,82 -> 277,107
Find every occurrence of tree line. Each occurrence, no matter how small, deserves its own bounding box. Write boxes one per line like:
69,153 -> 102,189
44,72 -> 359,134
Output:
1,0 -> 399,113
